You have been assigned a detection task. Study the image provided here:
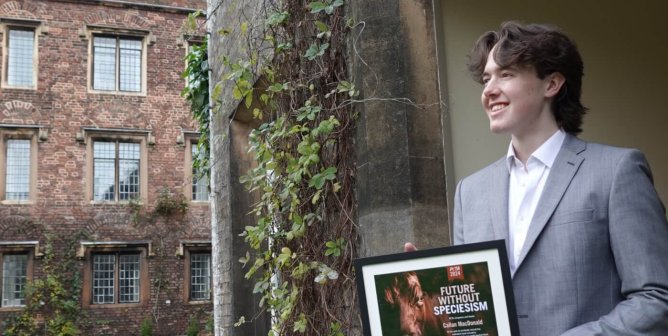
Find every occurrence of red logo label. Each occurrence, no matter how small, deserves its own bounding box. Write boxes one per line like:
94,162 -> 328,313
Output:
447,265 -> 464,281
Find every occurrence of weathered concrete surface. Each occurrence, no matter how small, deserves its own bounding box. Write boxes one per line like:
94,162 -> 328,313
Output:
350,0 -> 450,257
207,0 -> 269,335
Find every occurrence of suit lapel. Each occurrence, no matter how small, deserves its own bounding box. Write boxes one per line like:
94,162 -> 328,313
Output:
514,135 -> 586,271
489,159 -> 510,246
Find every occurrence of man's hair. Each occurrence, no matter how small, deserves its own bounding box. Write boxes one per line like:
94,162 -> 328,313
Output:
467,21 -> 587,135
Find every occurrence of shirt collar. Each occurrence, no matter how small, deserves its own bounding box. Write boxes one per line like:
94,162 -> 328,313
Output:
506,129 -> 566,172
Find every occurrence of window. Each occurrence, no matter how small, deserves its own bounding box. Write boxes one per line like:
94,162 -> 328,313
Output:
189,252 -> 211,301
93,141 -> 140,201
1,128 -> 38,203
5,139 -> 30,200
2,19 -> 41,89
191,143 -> 209,201
179,242 -> 211,303
80,242 -> 149,307
92,253 -> 140,304
92,35 -> 143,92
5,28 -> 35,87
83,128 -> 148,202
1,253 -> 28,307
0,244 -> 36,309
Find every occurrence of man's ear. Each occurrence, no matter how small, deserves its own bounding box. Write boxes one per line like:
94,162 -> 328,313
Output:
545,72 -> 566,98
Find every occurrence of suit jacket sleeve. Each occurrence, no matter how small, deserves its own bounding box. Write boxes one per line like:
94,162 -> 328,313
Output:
562,149 -> 668,335
453,179 -> 465,245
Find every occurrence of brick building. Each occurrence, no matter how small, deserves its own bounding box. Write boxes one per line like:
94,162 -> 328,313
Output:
0,0 -> 211,334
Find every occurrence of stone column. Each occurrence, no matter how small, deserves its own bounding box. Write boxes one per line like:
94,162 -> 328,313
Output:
350,0 -> 451,257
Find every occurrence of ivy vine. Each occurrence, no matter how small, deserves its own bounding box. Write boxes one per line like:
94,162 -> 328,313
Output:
235,1 -> 357,335
2,232 -> 91,336
184,1 -> 358,334
182,35 -> 210,180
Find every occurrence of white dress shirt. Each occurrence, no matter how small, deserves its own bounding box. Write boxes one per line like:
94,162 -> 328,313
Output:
506,129 -> 566,273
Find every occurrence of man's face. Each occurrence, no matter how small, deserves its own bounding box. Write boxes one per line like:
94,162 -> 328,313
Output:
480,51 -> 555,138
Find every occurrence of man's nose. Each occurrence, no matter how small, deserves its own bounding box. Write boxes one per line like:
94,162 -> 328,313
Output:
482,79 -> 498,97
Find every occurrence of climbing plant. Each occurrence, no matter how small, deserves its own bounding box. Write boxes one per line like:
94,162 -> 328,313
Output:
183,0 -> 358,334
2,232 -> 90,336
182,35 -> 210,179
128,187 -> 190,330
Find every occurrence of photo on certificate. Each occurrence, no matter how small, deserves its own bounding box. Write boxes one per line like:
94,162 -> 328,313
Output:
354,240 -> 519,336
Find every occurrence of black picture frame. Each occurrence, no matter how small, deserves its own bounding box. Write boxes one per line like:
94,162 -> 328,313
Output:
354,240 -> 520,336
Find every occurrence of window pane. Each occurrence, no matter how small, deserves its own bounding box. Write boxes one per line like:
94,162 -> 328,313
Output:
191,144 -> 209,201
5,139 -> 31,200
7,29 -> 34,87
93,254 -> 115,304
190,253 -> 211,301
93,141 -> 116,201
2,254 -> 28,307
118,254 -> 140,303
119,39 -> 142,92
118,142 -> 140,200
93,36 -> 117,91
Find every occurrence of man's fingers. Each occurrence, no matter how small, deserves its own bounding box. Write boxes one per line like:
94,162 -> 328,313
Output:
404,242 -> 417,252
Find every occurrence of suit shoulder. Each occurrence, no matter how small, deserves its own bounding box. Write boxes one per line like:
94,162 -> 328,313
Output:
460,157 -> 506,184
582,141 -> 646,162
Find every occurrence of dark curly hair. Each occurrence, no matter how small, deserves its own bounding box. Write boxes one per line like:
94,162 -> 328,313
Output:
467,21 -> 587,135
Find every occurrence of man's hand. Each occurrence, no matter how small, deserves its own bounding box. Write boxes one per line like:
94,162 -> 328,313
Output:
404,242 -> 417,252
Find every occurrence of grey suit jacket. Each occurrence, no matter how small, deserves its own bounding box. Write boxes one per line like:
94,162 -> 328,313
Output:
453,135 -> 668,335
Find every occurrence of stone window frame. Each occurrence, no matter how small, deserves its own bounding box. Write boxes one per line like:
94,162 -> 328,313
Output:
181,131 -> 209,203
177,241 -> 212,303
0,241 -> 39,311
85,25 -> 151,96
0,125 -> 41,204
0,18 -> 43,90
81,127 -> 151,204
79,241 -> 151,309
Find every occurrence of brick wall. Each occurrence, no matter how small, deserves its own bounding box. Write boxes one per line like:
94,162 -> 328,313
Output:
0,0 -> 211,334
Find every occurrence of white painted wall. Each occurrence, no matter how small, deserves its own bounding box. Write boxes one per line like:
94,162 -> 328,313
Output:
439,0 -> 668,202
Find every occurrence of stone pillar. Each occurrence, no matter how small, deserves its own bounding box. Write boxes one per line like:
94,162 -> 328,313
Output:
350,0 -> 451,257
208,0 -> 270,334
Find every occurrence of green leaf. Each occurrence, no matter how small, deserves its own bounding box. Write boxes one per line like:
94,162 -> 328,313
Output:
322,166 -> 337,180
315,20 -> 328,33
309,1 -> 327,13
309,174 -> 326,189
293,313 -> 307,333
303,43 -> 329,60
268,83 -> 286,92
244,88 -> 253,108
238,251 -> 251,266
212,81 -> 223,102
311,189 -> 322,204
315,20 -> 331,38
253,279 -> 270,293
266,11 -> 289,26
276,42 -> 293,52
324,238 -> 343,257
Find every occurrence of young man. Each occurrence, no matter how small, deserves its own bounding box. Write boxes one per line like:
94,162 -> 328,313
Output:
409,22 -> 668,335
